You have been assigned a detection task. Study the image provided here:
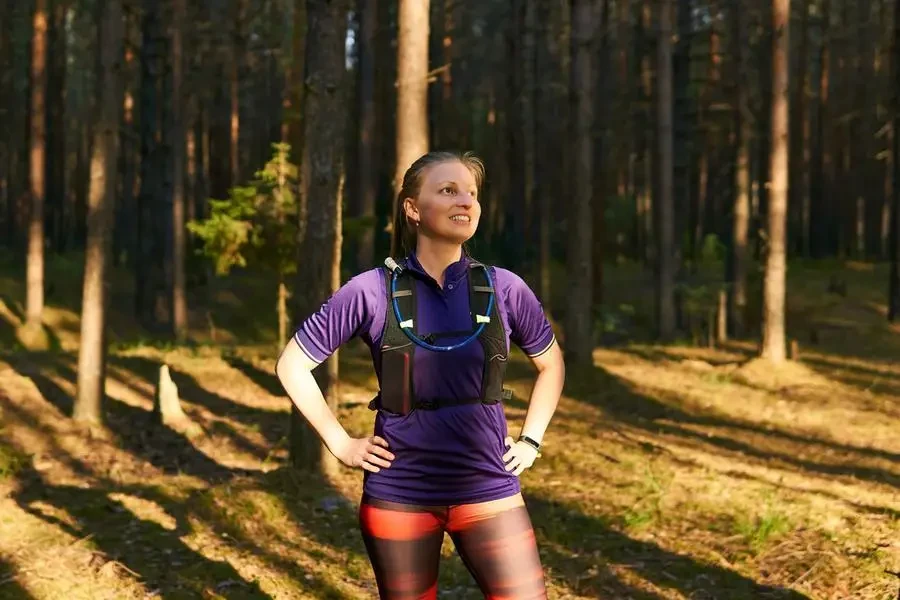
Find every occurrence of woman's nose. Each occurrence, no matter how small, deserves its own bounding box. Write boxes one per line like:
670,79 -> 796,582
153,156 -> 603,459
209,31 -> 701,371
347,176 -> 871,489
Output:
456,193 -> 475,206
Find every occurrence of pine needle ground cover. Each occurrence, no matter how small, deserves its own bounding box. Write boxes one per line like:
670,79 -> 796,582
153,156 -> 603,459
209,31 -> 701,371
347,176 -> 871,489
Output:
0,257 -> 898,599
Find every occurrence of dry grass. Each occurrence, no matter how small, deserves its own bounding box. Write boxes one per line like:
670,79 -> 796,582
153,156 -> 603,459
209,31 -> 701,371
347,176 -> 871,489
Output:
0,255 -> 898,598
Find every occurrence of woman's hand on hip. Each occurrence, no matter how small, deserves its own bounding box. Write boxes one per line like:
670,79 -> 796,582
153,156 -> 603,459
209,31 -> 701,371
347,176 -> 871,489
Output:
503,436 -> 539,476
332,436 -> 395,473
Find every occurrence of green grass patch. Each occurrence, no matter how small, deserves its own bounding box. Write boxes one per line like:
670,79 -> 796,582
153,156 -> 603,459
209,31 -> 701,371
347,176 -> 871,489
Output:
0,441 -> 27,481
734,501 -> 792,554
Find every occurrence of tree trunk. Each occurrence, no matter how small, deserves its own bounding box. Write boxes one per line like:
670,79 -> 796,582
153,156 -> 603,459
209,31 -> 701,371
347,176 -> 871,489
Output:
790,0 -> 809,256
523,0 -> 537,258
171,0 -> 187,340
230,0 -> 247,187
730,0 -> 751,336
392,0 -> 430,252
657,0 -> 676,340
290,0 -> 349,474
74,0 -> 123,425
0,1 -> 8,245
136,0 -> 162,327
47,0 -> 68,254
889,0 -> 900,321
288,0 -> 307,165
356,0 -> 377,270
592,0 -> 608,310
24,0 -> 49,347
761,0 -> 790,362
565,0 -> 594,367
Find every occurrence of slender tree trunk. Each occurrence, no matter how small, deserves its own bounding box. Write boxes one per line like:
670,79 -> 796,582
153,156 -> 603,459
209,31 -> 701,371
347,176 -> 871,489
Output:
392,0 -> 430,253
761,0 -> 790,362
136,0 -> 162,327
288,0 -> 307,165
790,0 -> 809,256
47,0 -> 68,253
171,0 -> 187,340
523,0 -> 537,256
24,0 -> 49,346
0,2 -> 9,244
357,0 -> 377,269
565,0 -> 595,366
657,0 -> 676,340
592,0 -> 608,310
730,0 -> 750,336
230,0 -> 246,186
290,0 -> 349,473
889,0 -> 900,321
75,0 -> 123,425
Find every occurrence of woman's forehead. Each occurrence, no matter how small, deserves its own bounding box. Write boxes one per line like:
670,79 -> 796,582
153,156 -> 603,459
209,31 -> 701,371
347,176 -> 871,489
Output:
424,161 -> 477,186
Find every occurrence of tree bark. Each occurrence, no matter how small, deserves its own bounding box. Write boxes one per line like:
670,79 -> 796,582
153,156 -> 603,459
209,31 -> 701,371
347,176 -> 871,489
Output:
0,1 -> 8,245
47,0 -> 68,254
229,0 -> 247,187
136,0 -> 162,327
356,0 -> 377,270
24,0 -> 49,345
392,0 -> 430,252
761,0 -> 790,362
657,0 -> 676,340
889,0 -> 900,321
565,0 -> 595,367
171,0 -> 188,340
290,0 -> 349,474
75,0 -> 123,425
730,0 -> 751,336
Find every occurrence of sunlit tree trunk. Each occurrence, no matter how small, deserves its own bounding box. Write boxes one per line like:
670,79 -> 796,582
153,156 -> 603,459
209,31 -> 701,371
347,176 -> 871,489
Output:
657,0 -> 676,340
761,0 -> 791,362
290,0 -> 349,474
730,0 -> 751,336
75,0 -> 123,424
565,0 -> 595,366
392,0 -> 430,254
24,0 -> 49,348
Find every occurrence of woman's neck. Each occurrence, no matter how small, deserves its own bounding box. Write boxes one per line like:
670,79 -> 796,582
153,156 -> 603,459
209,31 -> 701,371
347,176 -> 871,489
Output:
414,238 -> 464,288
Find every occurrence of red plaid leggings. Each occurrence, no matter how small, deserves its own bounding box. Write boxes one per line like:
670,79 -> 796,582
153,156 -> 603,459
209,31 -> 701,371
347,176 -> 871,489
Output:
358,492 -> 547,599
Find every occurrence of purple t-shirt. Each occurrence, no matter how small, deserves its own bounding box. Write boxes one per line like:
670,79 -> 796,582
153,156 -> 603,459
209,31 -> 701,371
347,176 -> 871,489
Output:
294,253 -> 555,505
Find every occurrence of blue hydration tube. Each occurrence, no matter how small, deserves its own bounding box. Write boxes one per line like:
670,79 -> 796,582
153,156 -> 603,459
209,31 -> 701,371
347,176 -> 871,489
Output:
385,257 -> 494,353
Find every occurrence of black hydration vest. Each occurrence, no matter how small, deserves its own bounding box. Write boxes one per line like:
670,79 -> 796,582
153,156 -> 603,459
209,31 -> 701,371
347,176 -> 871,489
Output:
370,259 -> 511,415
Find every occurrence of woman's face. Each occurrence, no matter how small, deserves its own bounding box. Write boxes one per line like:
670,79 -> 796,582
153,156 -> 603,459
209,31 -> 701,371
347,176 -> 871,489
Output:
404,160 -> 481,246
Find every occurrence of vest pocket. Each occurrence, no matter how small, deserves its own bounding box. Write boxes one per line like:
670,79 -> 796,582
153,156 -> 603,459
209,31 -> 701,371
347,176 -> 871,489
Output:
380,345 -> 413,415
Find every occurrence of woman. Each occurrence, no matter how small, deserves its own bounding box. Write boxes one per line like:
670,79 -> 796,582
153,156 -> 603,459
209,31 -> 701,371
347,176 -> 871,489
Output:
275,151 -> 565,599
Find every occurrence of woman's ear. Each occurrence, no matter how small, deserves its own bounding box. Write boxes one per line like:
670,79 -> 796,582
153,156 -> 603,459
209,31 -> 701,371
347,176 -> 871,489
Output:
403,198 -> 420,225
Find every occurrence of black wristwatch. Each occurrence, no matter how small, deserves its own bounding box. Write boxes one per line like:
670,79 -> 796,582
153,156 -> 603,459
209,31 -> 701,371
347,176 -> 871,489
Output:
518,434 -> 542,453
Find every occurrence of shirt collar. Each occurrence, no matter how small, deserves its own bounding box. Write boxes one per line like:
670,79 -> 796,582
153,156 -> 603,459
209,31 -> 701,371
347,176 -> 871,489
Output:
405,250 -> 472,287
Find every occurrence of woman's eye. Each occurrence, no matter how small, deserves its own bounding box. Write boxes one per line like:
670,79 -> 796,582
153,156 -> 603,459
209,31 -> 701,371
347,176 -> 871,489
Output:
441,186 -> 455,195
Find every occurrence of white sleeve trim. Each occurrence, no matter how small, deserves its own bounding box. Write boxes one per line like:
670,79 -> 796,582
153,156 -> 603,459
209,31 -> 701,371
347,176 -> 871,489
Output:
526,335 -> 556,358
293,331 -> 324,365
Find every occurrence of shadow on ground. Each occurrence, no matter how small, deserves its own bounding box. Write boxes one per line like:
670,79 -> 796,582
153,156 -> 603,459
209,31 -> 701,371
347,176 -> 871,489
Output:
0,555 -> 35,600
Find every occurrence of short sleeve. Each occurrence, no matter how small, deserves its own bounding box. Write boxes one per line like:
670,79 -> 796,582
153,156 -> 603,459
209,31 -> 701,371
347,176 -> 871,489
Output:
496,268 -> 556,357
294,268 -> 385,364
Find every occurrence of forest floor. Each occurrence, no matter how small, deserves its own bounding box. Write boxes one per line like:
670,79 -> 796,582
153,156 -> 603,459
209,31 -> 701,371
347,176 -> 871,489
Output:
0,252 -> 899,599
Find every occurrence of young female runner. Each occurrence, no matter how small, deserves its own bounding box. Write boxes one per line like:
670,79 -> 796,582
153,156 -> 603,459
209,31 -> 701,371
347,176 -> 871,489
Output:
276,151 -> 565,599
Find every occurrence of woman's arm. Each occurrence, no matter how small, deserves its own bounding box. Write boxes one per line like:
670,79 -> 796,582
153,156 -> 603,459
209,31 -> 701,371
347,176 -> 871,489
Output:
275,338 -> 394,471
518,339 -> 565,444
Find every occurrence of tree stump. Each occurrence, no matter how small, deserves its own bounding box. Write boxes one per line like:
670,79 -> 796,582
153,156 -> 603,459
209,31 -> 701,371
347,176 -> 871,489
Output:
154,364 -> 201,437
